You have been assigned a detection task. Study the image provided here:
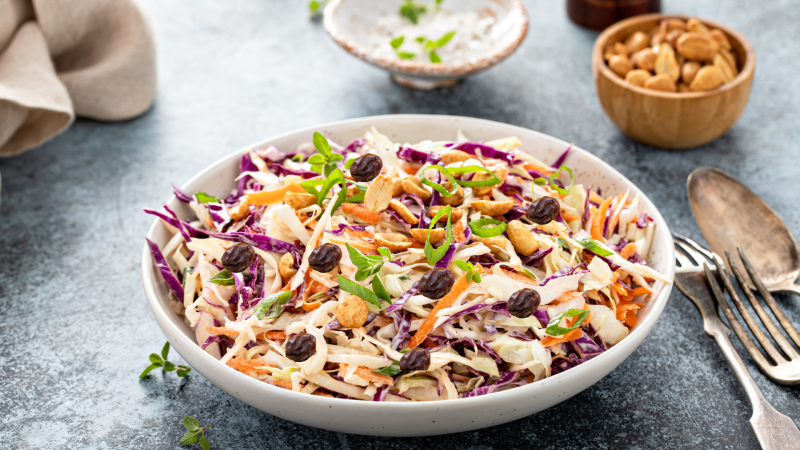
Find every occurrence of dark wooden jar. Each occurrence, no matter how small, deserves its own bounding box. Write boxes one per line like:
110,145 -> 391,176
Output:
567,0 -> 661,31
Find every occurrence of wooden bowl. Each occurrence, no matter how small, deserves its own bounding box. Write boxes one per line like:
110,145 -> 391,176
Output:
592,14 -> 755,149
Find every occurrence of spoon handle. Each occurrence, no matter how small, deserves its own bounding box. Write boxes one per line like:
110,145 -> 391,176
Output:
771,282 -> 800,297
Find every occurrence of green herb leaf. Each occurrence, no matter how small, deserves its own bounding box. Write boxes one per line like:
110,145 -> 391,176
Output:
182,266 -> 194,288
429,50 -> 441,63
328,153 -> 344,163
253,291 -> 293,320
195,191 -> 219,204
163,361 -> 176,372
199,436 -> 211,450
161,341 -> 171,360
448,165 -> 502,188
344,158 -> 357,169
346,243 -> 369,266
300,179 -> 325,196
546,308 -> 590,336
374,361 -> 402,376
575,236 -> 612,257
315,169 -> 344,206
399,0 -> 426,24
549,165 -> 575,195
472,271 -> 481,283
377,247 -> 392,260
398,275 -> 409,280
310,165 -> 323,174
435,31 -> 455,47
354,266 -> 373,282
396,51 -> 416,60
343,183 -> 366,204
307,154 -> 327,165
556,238 -> 569,249
208,269 -> 235,286
177,365 -> 192,377
149,353 -> 164,365
309,1 -> 321,16
372,275 -> 391,302
180,430 -> 199,445
139,364 -> 160,378
420,165 -> 459,196
184,416 -> 202,432
455,260 -> 471,271
338,275 -> 385,307
390,35 -> 405,49
312,131 -> 331,157
469,218 -> 507,238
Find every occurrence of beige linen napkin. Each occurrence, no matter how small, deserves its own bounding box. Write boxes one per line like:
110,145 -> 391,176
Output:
0,0 -> 156,156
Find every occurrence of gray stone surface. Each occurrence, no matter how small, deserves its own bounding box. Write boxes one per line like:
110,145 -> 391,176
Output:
1,0 -> 799,448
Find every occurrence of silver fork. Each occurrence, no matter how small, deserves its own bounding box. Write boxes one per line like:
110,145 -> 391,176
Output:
673,233 -> 800,449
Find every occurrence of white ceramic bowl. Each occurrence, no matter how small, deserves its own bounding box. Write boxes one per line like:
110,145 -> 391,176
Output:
142,115 -> 675,437
322,0 -> 528,90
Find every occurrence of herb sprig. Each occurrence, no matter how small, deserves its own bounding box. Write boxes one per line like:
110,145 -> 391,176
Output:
374,361 -> 402,376
301,132 -> 364,214
180,416 -> 211,450
207,269 -> 235,286
455,260 -> 481,283
545,308 -> 590,336
339,244 -> 395,306
140,342 -> 191,378
415,31 -> 455,63
195,192 -> 219,204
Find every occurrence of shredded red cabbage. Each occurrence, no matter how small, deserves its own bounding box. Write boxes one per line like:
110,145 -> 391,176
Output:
146,238 -> 185,300
520,247 -> 553,267
172,184 -> 194,203
551,144 -> 572,169
397,146 -> 441,165
448,142 -> 516,166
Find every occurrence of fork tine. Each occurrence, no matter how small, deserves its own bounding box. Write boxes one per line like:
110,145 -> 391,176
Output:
725,251 -> 800,360
674,245 -> 694,267
737,247 -> 800,350
675,240 -> 713,267
673,233 -> 717,262
703,261 -> 776,369
713,254 -> 786,364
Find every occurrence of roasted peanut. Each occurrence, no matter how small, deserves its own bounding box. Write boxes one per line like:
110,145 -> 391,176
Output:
438,181 -> 464,207
475,236 -> 510,253
654,43 -> 680,82
650,30 -> 666,46
429,206 -> 463,222
391,176 -> 405,197
506,220 -> 538,256
631,48 -> 656,72
364,175 -> 393,213
613,42 -> 629,57
677,83 -> 691,92
229,199 -> 250,221
337,295 -> 369,328
609,55 -> 633,78
666,29 -> 685,48
643,74 -> 677,92
676,32 -> 719,61
690,66 -> 724,91
471,200 -> 514,216
472,166 -> 509,196
410,228 -> 445,245
661,18 -> 687,32
686,18 -> 709,34
625,69 -> 651,87
374,233 -> 413,252
402,176 -> 432,201
709,29 -> 732,50
388,199 -> 419,225
714,52 -> 736,83
681,61 -> 701,84
284,175 -> 304,186
284,192 -> 317,210
440,149 -> 472,165
624,31 -> 649,54
278,252 -> 297,282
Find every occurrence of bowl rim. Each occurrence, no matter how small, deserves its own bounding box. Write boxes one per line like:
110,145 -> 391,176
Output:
322,0 -> 529,77
141,114 -> 675,410
593,13 -> 756,99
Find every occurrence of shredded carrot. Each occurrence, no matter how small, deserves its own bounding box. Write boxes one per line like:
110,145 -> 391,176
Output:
632,286 -> 652,296
612,282 -> 628,297
589,191 -> 604,204
302,301 -> 322,311
259,331 -> 287,341
247,184 -> 307,205
616,301 -> 643,321
303,280 -> 327,302
341,203 -> 381,224
592,198 -> 612,241
272,380 -> 293,390
607,193 -> 625,236
402,166 -> 419,175
500,267 -> 539,286
205,326 -> 237,337
540,328 -> 582,347
522,163 -> 554,176
542,291 -> 583,307
453,221 -> 466,243
589,205 -> 601,240
328,237 -> 379,254
344,228 -> 373,240
338,364 -> 395,386
227,358 -> 275,373
407,269 -> 481,349
482,195 -> 491,200
562,212 -> 581,222
620,243 -> 637,260
624,311 -> 638,328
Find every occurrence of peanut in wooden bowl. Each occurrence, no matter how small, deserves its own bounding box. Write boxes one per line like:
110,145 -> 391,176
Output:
592,14 -> 755,150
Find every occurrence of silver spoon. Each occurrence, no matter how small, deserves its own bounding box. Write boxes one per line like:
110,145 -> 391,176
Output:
688,166 -> 800,295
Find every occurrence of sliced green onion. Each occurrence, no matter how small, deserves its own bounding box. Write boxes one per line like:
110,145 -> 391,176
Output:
469,218 -> 507,238
576,236 -> 612,257
424,206 -> 453,266
208,269 -> 234,286
448,166 -> 501,188
253,290 -> 293,320
556,238 -> 569,249
420,165 -> 459,197
545,308 -> 590,336
533,178 -> 547,185
338,275 -> 386,307
549,165 -> 575,195
522,267 -> 537,281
